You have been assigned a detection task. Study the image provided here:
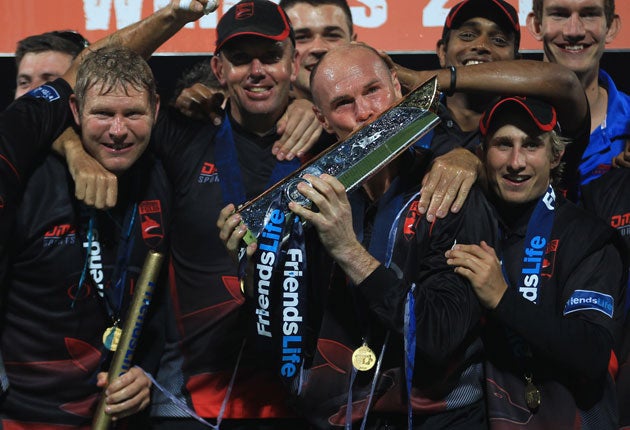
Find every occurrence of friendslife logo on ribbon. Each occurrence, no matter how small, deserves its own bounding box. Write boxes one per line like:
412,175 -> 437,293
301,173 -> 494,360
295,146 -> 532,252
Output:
252,201 -> 308,382
517,186 -> 555,304
255,208 -> 284,338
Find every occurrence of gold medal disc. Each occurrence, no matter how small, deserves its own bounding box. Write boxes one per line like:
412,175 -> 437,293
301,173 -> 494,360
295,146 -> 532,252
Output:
352,344 -> 376,371
102,326 -> 122,351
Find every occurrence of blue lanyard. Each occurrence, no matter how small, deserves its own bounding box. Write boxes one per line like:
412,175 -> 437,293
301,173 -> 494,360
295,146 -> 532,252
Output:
214,115 -> 301,207
74,203 -> 138,321
499,186 -> 556,369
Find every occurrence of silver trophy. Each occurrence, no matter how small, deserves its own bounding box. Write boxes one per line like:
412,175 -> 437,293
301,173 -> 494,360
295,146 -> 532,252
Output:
238,77 -> 441,245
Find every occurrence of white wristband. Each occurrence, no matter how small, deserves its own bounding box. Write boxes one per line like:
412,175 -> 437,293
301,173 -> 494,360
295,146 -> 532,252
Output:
178,0 -> 219,15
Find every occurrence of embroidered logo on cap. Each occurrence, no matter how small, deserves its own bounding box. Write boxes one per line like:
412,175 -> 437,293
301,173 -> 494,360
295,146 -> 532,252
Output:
235,2 -> 254,19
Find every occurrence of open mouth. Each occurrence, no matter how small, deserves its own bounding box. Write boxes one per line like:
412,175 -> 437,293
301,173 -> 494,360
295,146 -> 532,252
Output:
246,85 -> 272,93
503,174 -> 530,184
102,142 -> 133,151
559,44 -> 588,52
463,59 -> 488,66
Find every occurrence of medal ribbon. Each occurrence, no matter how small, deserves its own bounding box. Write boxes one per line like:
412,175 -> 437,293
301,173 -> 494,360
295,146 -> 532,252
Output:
344,180 -> 409,429
142,338 -> 247,429
214,115 -> 300,207
277,215 -> 307,389
105,203 -> 138,321
248,193 -> 308,388
394,192 -> 420,429
75,202 -> 138,322
502,185 -> 556,305
499,185 -> 556,405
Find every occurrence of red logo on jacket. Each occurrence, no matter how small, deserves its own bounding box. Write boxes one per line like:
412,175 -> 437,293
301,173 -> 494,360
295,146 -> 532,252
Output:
403,201 -> 422,241
139,200 -> 164,247
541,239 -> 558,278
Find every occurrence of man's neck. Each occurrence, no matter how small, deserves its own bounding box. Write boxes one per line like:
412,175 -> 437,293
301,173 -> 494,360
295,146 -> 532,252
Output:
362,160 -> 399,202
446,92 -> 496,132
230,105 -> 285,136
290,85 -> 311,101
580,67 -> 607,132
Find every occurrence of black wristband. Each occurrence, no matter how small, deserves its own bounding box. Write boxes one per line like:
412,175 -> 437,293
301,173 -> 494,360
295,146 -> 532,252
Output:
444,66 -> 456,96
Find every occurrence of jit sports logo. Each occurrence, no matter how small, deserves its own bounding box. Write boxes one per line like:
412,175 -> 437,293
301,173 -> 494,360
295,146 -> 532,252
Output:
610,212 -> 630,238
198,161 -> 219,184
44,223 -> 77,247
139,200 -> 164,248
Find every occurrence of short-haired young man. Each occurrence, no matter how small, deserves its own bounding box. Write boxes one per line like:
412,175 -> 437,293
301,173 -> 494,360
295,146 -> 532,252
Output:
527,0 -> 628,185
14,30 -> 89,99
393,0 -> 589,220
149,1 -> 310,428
0,2 -> 208,426
447,96 -> 626,428
279,0 -> 355,101
221,42 -> 498,430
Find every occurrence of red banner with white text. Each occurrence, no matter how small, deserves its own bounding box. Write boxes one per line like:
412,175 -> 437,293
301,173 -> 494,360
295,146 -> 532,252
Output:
1,0 -> 628,55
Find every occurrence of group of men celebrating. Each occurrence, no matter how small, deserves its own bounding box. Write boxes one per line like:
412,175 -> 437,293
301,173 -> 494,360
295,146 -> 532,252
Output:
0,0 -> 628,429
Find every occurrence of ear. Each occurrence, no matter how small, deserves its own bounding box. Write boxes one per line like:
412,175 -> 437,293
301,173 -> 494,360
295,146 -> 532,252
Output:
291,48 -> 299,83
606,14 -> 621,44
313,105 -> 335,136
211,55 -> 227,86
436,40 -> 447,68
390,70 -> 403,99
526,12 -> 544,41
550,147 -> 565,169
69,94 -> 81,127
351,32 -> 358,42
153,94 -> 161,122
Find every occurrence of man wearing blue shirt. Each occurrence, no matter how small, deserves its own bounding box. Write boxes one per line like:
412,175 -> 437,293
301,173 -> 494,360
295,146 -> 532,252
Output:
527,0 -> 630,185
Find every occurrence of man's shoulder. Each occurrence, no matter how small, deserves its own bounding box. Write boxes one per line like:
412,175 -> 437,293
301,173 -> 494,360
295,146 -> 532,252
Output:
600,69 -> 630,109
152,106 -> 221,160
460,184 -> 493,213
583,167 -> 630,201
155,106 -> 220,142
555,194 -> 615,242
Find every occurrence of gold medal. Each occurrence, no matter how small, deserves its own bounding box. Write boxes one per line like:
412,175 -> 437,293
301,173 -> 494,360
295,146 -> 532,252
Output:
102,326 -> 122,351
352,344 -> 376,371
524,374 -> 541,411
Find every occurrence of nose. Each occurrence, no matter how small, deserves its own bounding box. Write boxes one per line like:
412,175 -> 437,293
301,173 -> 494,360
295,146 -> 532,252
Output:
472,34 -> 491,54
563,12 -> 586,40
249,58 -> 265,77
507,148 -> 526,171
309,35 -> 330,57
109,116 -> 128,141
354,97 -> 373,124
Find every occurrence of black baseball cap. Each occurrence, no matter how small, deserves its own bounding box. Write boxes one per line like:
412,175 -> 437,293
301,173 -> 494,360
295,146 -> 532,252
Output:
480,96 -> 560,137
215,0 -> 295,54
442,0 -> 520,50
